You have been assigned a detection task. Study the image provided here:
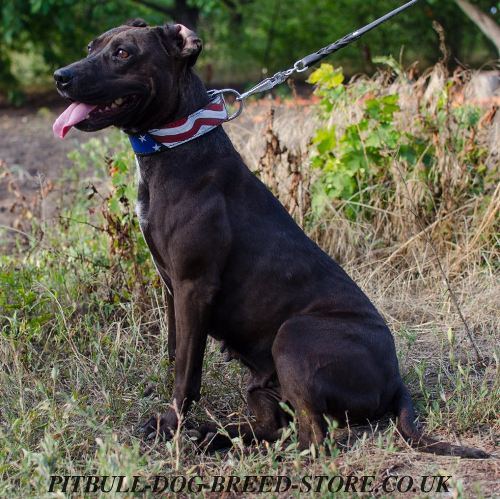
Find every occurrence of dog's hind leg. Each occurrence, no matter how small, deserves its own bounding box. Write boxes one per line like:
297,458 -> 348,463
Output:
293,404 -> 328,449
196,384 -> 286,452
272,315 -> 397,450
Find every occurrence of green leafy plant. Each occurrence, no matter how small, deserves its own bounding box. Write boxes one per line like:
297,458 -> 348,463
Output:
308,64 -> 432,219
306,62 -> 493,226
0,131 -> 156,343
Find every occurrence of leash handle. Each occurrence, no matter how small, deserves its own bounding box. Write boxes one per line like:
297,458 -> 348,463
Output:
234,0 -> 419,101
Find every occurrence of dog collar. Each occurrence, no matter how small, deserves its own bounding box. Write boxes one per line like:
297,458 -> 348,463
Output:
129,91 -> 241,155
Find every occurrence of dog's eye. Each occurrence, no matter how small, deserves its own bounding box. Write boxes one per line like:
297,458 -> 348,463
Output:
87,43 -> 92,54
116,49 -> 129,59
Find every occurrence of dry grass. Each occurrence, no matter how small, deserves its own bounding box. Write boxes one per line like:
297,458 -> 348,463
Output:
0,66 -> 499,497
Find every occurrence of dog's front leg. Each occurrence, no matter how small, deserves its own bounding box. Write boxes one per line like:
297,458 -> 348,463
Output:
142,278 -> 214,440
149,256 -> 176,362
165,292 -> 176,361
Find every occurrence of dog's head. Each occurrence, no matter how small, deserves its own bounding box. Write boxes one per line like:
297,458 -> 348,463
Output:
53,19 -> 202,138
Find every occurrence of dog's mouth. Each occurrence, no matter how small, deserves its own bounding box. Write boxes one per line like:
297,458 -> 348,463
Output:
53,94 -> 139,139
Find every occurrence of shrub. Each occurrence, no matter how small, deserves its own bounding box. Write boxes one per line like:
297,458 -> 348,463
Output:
304,62 -> 497,268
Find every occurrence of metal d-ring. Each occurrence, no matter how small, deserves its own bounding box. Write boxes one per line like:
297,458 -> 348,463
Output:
208,88 -> 244,121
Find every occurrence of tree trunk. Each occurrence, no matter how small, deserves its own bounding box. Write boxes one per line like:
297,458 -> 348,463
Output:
132,0 -> 199,29
172,0 -> 199,29
455,0 -> 500,55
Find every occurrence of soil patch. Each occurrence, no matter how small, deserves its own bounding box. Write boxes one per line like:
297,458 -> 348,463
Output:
0,101 -> 109,237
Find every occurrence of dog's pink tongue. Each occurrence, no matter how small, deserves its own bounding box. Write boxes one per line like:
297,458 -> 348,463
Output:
53,102 -> 96,139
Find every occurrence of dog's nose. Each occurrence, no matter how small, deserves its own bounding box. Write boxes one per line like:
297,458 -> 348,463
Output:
53,68 -> 74,87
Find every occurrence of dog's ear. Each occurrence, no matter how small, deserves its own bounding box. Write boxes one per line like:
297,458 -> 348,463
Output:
124,18 -> 148,27
155,24 -> 202,67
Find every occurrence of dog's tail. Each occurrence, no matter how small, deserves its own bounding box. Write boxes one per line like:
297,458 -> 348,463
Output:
394,384 -> 489,459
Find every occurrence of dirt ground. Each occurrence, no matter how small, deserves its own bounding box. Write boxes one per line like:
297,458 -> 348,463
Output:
0,100 -> 111,235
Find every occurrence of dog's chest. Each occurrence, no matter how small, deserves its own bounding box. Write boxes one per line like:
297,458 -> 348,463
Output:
135,158 -> 149,228
135,198 -> 148,229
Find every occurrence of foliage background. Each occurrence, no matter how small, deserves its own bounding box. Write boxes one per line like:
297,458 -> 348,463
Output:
0,0 -> 499,101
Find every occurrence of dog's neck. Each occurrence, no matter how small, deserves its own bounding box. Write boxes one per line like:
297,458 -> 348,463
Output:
129,71 -> 211,135
133,71 -> 239,180
136,124 -> 236,172
170,71 -> 211,123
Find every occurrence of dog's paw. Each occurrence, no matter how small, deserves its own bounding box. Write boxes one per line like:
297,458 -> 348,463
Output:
192,423 -> 232,453
141,412 -> 178,441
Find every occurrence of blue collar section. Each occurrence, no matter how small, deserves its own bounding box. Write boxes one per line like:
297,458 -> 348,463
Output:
129,133 -> 166,155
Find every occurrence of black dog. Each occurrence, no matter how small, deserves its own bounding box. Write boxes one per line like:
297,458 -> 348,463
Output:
53,19 -> 487,458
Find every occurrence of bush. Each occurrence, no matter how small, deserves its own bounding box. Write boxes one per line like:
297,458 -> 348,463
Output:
308,63 -> 493,219
0,132 -> 155,343
304,62 -> 497,266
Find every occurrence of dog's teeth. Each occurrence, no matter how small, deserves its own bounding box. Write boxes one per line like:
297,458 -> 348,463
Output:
111,103 -> 118,109
115,98 -> 124,106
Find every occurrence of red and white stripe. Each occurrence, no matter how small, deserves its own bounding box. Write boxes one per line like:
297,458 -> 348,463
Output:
149,96 -> 229,145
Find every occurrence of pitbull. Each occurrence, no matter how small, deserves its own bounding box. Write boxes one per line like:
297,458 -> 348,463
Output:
53,19 -> 487,458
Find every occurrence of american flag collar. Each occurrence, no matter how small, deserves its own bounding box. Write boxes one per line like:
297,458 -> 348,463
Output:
128,92 -> 231,155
